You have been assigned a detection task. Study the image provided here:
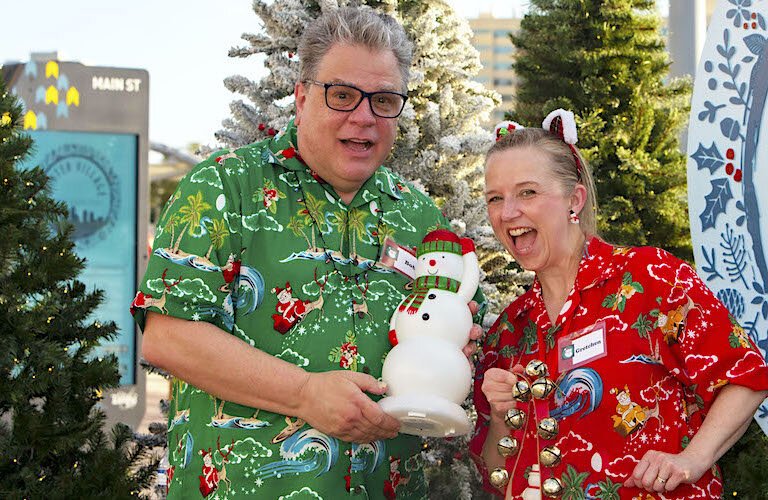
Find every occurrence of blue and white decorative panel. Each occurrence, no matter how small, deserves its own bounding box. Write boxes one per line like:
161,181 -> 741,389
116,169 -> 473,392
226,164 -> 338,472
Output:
687,0 -> 768,433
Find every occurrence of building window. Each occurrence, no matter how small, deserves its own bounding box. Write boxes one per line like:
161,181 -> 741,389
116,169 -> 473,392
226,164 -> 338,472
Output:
494,30 -> 510,38
493,78 -> 515,86
493,46 -> 514,54
493,62 -> 510,71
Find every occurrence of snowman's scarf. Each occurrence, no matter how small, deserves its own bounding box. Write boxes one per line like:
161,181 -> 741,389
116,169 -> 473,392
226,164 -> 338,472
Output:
399,275 -> 461,314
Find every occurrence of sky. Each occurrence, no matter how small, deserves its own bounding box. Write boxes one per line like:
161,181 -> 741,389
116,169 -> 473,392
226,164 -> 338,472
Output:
4,1 -> 666,151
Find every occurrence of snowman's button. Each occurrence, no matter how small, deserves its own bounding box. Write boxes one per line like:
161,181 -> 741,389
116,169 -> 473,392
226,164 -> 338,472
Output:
428,293 -> 436,299
422,313 -> 430,320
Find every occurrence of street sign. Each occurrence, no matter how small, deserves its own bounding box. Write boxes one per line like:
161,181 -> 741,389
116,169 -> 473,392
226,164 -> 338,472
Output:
3,57 -> 149,428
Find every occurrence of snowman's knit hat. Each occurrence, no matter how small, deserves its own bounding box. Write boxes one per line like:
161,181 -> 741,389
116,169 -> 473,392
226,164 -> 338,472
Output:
417,229 -> 462,257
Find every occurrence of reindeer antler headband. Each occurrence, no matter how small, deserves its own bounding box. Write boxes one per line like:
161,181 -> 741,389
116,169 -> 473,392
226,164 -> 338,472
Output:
494,108 -> 583,180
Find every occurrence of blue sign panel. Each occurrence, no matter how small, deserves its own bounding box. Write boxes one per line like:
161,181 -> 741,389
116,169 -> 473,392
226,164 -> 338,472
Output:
22,130 -> 138,384
687,1 -> 768,433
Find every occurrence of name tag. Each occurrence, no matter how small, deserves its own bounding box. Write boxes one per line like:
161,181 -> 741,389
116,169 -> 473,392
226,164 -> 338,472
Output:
379,237 -> 417,279
558,320 -> 607,373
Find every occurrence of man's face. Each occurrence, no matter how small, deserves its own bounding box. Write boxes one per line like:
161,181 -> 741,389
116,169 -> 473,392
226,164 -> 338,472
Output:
295,43 -> 403,204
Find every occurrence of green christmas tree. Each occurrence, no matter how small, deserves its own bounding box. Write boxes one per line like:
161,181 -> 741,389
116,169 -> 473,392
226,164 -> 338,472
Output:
720,420 -> 768,498
0,79 -> 155,498
509,0 -> 693,260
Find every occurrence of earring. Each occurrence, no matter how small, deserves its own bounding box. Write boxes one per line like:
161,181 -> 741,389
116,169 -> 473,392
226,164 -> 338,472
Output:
569,210 -> 580,225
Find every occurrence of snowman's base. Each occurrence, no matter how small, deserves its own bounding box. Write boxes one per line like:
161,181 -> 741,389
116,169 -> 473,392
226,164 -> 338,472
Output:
379,394 -> 472,437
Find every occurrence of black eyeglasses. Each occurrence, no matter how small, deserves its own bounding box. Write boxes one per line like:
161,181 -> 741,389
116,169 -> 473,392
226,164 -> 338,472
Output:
304,80 -> 408,118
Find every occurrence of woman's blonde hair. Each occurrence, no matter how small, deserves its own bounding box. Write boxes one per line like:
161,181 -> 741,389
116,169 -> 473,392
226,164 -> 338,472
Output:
486,128 -> 599,237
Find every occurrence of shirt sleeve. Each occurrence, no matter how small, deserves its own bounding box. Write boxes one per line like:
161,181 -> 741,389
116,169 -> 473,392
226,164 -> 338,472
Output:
468,309 -> 510,496
131,152 -> 243,332
653,251 -> 768,408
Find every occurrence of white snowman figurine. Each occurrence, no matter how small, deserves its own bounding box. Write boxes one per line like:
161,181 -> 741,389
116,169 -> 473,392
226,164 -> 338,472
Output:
379,229 -> 480,437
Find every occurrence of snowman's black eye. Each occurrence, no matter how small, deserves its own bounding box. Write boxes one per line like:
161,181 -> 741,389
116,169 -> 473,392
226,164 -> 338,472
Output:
428,293 -> 436,299
422,313 -> 430,321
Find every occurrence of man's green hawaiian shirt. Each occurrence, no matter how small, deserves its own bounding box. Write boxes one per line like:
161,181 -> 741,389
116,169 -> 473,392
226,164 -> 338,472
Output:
133,119 -> 468,499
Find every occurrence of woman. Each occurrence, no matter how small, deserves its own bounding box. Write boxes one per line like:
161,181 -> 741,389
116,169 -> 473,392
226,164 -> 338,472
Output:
470,109 -> 768,499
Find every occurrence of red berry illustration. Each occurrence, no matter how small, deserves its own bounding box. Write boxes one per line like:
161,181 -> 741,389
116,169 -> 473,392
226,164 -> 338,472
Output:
734,169 -> 743,182
726,148 -> 735,160
752,13 -> 757,19
752,22 -> 757,29
744,22 -> 749,29
726,163 -> 734,175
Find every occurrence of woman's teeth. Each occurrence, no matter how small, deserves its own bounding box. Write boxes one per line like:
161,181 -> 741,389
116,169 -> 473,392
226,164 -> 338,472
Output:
508,227 -> 533,237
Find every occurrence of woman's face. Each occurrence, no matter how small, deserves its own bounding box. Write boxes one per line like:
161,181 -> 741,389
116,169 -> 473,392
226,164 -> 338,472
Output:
485,145 -> 585,274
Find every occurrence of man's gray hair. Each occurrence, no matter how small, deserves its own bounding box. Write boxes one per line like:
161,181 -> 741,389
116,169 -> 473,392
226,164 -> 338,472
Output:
298,7 -> 413,91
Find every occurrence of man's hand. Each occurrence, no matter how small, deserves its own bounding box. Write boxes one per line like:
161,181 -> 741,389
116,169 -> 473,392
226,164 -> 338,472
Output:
481,365 -> 523,423
462,300 -> 484,359
297,370 -> 401,443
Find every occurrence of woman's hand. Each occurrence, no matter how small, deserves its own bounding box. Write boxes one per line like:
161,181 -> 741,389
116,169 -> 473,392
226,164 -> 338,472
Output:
624,448 -> 709,494
461,300 -> 484,360
481,364 -> 524,423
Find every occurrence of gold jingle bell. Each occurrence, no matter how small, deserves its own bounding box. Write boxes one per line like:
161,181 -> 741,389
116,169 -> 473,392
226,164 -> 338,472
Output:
540,445 -> 562,467
537,417 -> 559,440
531,377 -> 557,399
496,436 -> 519,457
542,477 -> 564,498
489,468 -> 509,489
525,359 -> 549,378
513,379 -> 532,402
504,408 -> 526,429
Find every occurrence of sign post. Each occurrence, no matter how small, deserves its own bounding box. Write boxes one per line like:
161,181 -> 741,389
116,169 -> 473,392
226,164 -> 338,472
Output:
3,56 -> 149,428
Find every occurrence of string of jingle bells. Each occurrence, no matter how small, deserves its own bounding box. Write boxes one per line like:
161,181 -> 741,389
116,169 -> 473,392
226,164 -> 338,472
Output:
488,359 -> 566,498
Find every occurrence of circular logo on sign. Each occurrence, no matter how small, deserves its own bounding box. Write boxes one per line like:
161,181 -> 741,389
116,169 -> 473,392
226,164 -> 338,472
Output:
41,143 -> 120,248
687,2 -> 768,429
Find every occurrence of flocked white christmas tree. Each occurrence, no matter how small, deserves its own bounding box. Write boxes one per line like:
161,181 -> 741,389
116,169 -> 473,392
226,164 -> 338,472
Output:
216,0 -> 531,314
214,2 -> 529,497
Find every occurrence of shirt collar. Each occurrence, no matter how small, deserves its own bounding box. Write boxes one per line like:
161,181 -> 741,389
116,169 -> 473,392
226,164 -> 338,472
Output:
520,236 -> 628,317
574,236 -> 629,291
267,118 -> 403,202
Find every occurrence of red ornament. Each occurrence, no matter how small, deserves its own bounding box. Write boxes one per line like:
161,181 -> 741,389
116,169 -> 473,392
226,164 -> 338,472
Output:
282,147 -> 296,159
288,52 -> 294,58
268,128 -> 277,136
726,163 -> 734,175
734,169 -> 743,182
258,123 -> 266,131
726,148 -> 735,160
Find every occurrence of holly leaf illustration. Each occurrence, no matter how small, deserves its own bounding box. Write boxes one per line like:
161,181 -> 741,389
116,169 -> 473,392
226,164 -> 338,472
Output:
690,142 -> 724,173
699,178 -> 733,231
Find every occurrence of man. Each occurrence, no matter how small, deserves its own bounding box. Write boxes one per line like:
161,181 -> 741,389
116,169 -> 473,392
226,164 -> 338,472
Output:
136,7 -> 482,499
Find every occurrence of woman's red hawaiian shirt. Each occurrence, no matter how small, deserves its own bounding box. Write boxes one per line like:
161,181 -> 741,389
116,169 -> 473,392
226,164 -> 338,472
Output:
471,237 -> 768,499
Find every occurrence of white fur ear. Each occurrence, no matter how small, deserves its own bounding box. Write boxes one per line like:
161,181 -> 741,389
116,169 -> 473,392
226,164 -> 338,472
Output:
542,109 -> 578,145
